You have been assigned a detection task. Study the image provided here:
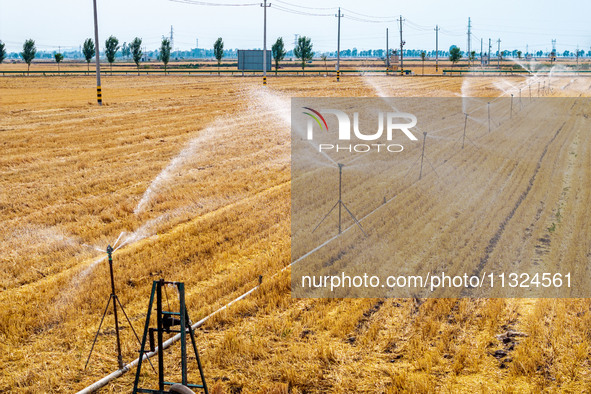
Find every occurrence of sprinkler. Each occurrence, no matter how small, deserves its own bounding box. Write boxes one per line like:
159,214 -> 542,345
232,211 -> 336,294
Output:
454,112 -> 477,151
462,113 -> 468,149
419,132 -> 427,180
312,163 -> 367,236
488,102 -> 491,132
106,245 -> 123,369
85,245 -> 147,371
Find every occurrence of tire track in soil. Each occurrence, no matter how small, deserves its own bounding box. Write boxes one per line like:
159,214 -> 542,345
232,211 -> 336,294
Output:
466,120 -> 567,285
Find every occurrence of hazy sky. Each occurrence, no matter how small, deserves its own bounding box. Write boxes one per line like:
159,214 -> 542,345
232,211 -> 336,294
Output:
0,0 -> 589,54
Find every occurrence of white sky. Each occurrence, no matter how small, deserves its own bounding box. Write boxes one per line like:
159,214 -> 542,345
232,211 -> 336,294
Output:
0,0 -> 589,53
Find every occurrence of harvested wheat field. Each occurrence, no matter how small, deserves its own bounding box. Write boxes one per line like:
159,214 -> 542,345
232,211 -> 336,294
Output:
1,74 -> 591,393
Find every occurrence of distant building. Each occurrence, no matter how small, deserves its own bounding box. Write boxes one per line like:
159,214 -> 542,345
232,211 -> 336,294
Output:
237,50 -> 271,71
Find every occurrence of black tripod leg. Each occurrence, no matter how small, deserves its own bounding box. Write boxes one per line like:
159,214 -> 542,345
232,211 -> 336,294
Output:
85,295 -> 112,370
186,311 -> 208,394
341,202 -> 368,237
115,296 -> 157,374
312,201 -> 340,233
134,281 -> 157,393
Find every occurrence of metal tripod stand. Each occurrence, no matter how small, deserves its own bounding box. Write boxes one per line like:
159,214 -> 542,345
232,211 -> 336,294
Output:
133,279 -> 208,393
312,163 -> 367,236
85,245 -> 144,370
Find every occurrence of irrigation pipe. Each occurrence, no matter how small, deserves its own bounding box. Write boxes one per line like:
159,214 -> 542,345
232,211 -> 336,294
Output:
77,84 -> 550,392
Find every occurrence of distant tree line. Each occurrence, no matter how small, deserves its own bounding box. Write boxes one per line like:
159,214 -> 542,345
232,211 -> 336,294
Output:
1,36 -> 590,72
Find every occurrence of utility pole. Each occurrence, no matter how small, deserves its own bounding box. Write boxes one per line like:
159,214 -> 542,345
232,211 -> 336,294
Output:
261,0 -> 271,85
336,7 -> 343,81
398,15 -> 405,75
488,38 -> 492,67
467,17 -> 471,60
170,26 -> 174,53
480,38 -> 483,67
497,39 -> 501,69
92,0 -> 102,106
386,28 -> 389,70
434,25 -> 439,72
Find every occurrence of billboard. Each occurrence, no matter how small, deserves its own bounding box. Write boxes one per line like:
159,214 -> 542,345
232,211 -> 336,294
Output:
237,49 -> 272,71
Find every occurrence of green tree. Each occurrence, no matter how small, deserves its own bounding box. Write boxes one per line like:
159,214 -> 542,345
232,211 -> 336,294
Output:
105,35 -> 119,73
54,52 -> 64,72
449,45 -> 461,68
20,39 -> 37,75
469,51 -> 476,66
213,37 -> 224,75
294,36 -> 313,72
420,51 -> 426,75
271,37 -> 286,75
82,38 -> 95,73
0,41 -> 6,64
129,37 -> 143,75
160,37 -> 171,74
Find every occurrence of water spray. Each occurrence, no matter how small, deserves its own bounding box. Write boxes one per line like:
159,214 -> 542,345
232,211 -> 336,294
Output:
312,163 -> 367,237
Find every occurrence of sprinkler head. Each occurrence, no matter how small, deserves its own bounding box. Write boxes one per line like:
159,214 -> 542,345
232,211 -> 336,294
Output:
106,245 -> 113,254
423,131 -> 428,136
338,163 -> 344,169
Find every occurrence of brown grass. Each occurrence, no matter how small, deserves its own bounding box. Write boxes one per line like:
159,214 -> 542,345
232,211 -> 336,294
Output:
0,74 -> 590,392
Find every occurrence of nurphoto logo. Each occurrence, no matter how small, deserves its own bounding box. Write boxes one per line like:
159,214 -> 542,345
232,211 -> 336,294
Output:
303,106 -> 418,153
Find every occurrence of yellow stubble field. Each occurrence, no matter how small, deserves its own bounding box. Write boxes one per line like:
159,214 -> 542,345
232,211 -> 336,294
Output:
1,74 -> 590,392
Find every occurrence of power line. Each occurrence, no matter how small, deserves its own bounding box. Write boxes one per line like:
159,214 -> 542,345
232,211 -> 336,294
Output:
274,0 -> 335,10
341,7 -> 395,19
271,4 -> 333,17
343,15 -> 395,23
405,18 -> 433,31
